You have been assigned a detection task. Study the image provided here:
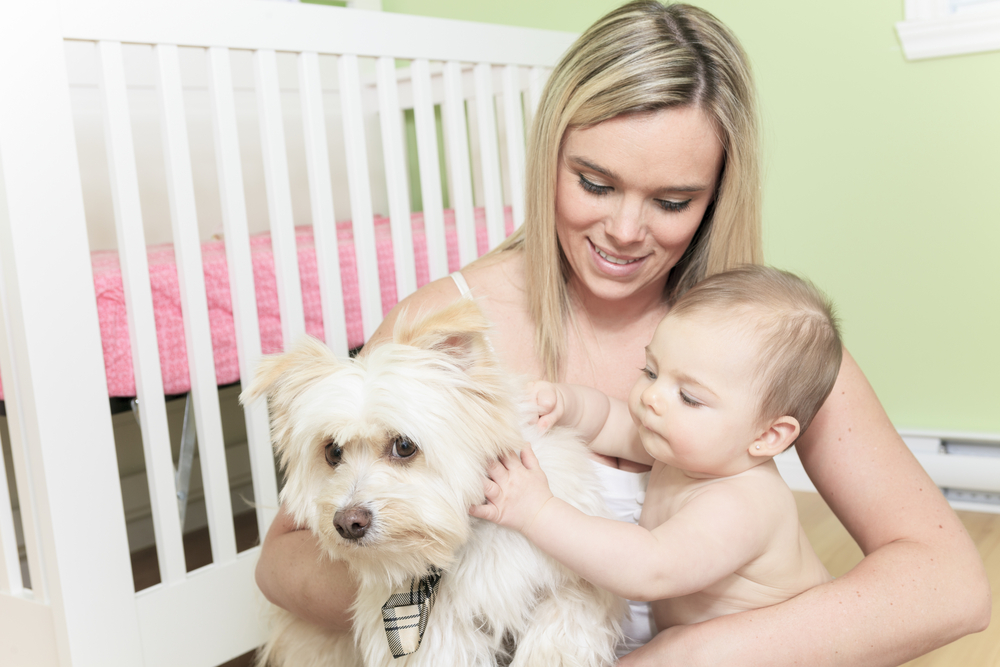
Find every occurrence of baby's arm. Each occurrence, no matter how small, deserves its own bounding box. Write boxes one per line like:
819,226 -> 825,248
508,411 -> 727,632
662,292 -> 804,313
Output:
530,382 -> 652,465
470,445 -> 767,601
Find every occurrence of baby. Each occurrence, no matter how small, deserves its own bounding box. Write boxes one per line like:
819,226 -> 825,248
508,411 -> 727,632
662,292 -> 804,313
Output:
470,265 -> 839,631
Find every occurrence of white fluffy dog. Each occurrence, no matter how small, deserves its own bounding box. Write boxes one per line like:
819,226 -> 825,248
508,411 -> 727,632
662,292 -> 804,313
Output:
243,299 -> 624,667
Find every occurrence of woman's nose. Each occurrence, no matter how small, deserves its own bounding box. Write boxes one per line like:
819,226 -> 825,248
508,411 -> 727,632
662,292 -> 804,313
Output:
605,198 -> 644,246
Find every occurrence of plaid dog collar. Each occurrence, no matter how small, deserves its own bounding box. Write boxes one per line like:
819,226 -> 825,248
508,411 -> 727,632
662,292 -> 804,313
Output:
381,566 -> 443,658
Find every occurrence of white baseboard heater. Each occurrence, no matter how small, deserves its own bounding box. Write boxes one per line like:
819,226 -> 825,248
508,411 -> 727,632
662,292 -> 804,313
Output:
777,429 -> 1000,513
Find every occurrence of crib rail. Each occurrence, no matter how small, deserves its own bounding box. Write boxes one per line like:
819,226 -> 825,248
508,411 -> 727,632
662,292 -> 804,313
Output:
0,1 -> 575,665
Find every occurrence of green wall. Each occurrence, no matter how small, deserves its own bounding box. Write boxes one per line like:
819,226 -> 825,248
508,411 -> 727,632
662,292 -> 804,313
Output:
380,0 -> 1000,435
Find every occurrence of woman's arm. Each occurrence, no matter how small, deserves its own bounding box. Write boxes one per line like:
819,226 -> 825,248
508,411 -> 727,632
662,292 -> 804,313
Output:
618,350 -> 991,666
255,505 -> 356,630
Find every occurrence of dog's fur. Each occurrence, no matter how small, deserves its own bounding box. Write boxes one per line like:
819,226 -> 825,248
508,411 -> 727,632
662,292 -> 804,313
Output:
242,299 -> 624,667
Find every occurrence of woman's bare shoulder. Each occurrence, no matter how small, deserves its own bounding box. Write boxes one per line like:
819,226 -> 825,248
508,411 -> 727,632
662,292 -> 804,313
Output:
365,275 -> 464,348
365,249 -> 525,349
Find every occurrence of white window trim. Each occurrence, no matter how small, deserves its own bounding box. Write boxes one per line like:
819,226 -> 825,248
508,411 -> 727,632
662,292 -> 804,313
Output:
896,0 -> 1000,59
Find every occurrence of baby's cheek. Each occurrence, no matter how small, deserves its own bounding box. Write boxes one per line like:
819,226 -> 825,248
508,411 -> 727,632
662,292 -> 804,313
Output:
627,380 -> 645,424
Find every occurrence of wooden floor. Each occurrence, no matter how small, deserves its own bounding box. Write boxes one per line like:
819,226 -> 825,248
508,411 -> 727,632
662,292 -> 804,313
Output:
134,496 -> 998,667
793,491 -> 1000,667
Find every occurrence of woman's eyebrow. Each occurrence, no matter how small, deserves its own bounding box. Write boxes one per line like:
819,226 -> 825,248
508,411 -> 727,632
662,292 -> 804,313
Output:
567,154 -> 711,194
567,155 -> 618,181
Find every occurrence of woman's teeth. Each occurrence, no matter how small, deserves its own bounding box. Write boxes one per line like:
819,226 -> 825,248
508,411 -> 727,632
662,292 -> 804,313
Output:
595,247 -> 640,265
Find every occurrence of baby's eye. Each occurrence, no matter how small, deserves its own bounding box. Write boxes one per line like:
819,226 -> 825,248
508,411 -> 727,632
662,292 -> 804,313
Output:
640,366 -> 657,380
679,391 -> 700,407
579,173 -> 612,195
656,199 -> 691,213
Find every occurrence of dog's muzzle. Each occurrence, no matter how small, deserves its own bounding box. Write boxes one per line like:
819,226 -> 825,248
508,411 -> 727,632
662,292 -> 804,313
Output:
334,506 -> 372,540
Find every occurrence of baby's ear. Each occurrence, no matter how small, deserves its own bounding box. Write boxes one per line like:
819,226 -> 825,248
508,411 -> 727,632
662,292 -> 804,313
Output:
750,416 -> 800,458
393,299 -> 494,372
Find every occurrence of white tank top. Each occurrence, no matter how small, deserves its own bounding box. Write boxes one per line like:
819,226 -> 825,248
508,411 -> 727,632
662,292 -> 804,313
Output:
450,271 -> 656,654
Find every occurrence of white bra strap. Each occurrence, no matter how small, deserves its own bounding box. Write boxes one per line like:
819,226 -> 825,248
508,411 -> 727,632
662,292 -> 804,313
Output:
450,271 -> 473,299
449,270 -> 495,354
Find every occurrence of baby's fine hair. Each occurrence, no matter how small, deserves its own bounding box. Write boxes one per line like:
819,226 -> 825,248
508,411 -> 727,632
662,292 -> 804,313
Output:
669,265 -> 843,436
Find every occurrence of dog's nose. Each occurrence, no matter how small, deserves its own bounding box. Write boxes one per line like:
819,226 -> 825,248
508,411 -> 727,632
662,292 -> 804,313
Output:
334,507 -> 372,540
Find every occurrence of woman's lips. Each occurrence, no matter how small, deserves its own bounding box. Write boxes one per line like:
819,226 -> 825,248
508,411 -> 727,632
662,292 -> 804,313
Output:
590,240 -> 645,275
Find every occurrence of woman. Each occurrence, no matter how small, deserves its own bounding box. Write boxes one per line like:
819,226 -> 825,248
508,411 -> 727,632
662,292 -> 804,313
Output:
255,2 -> 990,664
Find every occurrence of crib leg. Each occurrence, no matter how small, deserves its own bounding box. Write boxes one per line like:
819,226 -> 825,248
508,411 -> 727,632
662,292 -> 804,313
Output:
176,393 -> 197,528
129,395 -> 198,528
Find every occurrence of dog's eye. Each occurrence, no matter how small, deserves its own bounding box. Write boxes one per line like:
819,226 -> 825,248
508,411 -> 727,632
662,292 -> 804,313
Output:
324,441 -> 343,467
391,437 -> 418,459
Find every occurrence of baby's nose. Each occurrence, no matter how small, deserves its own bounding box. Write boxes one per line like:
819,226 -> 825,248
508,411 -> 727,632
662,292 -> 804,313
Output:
641,385 -> 663,413
334,506 -> 372,540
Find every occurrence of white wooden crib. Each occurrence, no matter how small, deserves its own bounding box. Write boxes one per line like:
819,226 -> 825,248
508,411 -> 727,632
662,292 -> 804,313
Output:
0,2 -> 575,665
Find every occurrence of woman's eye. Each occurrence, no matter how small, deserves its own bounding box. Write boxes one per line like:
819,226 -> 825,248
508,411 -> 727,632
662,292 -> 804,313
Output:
679,391 -> 700,407
324,441 -> 343,467
656,199 -> 691,213
579,173 -> 612,195
391,437 -> 418,459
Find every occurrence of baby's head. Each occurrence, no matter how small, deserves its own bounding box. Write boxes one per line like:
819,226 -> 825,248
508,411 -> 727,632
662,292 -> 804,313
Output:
632,266 -> 841,473
673,265 -> 842,440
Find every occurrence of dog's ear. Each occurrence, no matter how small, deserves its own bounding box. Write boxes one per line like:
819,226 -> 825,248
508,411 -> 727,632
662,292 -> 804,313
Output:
392,299 -> 494,372
240,335 -> 342,413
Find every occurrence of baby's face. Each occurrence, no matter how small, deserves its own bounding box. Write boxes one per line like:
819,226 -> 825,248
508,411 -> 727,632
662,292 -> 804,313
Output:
628,313 -> 765,477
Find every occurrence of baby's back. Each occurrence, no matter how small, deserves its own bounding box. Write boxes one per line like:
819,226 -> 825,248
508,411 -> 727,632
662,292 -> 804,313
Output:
643,460 -> 832,630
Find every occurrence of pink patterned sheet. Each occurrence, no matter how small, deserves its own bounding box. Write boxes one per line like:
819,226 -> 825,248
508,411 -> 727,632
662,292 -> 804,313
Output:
0,207 -> 512,400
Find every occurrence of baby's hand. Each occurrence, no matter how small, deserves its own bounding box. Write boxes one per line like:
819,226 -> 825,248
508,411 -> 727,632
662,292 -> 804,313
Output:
468,444 -> 554,535
527,381 -> 565,433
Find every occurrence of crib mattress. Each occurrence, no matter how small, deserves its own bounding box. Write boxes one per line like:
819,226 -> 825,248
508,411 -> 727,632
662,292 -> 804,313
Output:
0,207 -> 510,400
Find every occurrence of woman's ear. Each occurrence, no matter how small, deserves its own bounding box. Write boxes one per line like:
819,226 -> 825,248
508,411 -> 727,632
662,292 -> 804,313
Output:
749,416 -> 800,457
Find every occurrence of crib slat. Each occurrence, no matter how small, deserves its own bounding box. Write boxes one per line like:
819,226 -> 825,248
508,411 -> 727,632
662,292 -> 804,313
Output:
502,66 -> 526,231
254,49 -> 306,349
155,42 -> 255,555
442,61 -> 477,267
207,46 -> 274,559
376,56 -> 417,301
0,10 -> 145,660
411,59 -> 448,282
473,63 -> 506,250
97,40 -> 189,583
299,51 -> 349,357
338,54 -> 381,342
525,66 -> 547,135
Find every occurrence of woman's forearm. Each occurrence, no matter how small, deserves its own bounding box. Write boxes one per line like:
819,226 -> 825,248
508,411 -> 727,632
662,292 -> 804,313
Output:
620,534 -> 989,666
255,506 -> 357,631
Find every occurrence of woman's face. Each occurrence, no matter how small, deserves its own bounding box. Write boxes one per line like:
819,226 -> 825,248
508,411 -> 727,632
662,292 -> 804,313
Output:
555,106 -> 724,306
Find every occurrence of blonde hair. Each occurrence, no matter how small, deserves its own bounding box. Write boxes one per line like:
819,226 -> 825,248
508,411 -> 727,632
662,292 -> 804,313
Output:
487,1 -> 762,380
669,265 -> 843,437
